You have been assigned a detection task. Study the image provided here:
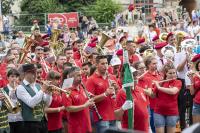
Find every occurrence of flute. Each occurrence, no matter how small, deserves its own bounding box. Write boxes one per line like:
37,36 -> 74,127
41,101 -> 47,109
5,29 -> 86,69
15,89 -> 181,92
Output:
153,78 -> 177,84
80,83 -> 103,121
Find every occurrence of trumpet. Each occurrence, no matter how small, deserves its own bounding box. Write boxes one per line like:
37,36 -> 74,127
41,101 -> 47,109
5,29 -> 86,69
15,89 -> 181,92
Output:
0,88 -> 21,114
37,80 -> 70,94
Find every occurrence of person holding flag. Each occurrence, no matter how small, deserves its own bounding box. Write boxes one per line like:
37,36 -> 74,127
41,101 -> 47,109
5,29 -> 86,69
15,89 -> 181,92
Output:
114,50 -> 149,132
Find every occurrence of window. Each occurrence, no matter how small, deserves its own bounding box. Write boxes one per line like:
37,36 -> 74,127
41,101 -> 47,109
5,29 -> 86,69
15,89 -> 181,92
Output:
135,0 -> 154,15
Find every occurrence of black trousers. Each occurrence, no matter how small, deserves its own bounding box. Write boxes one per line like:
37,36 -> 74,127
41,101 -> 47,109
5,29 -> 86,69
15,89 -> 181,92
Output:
21,121 -> 48,133
178,78 -> 193,130
9,122 -> 24,133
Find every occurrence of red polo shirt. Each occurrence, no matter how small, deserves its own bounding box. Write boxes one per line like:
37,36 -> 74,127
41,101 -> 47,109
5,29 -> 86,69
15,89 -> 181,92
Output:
73,51 -> 81,60
47,92 -> 63,131
153,79 -> 182,115
129,54 -> 140,64
143,71 -> 163,109
115,86 -> 149,132
193,76 -> 200,104
0,63 -> 8,88
86,73 -> 117,122
137,78 -> 152,105
62,86 -> 92,133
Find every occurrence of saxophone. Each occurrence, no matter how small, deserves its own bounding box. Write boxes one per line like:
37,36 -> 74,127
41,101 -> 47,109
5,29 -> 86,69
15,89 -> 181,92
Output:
0,88 -> 21,114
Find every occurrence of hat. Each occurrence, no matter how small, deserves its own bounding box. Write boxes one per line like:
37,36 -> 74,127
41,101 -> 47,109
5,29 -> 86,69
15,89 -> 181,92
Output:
84,43 -> 97,54
42,34 -> 49,39
166,32 -> 174,41
128,4 -> 135,11
191,54 -> 200,62
91,37 -> 98,43
119,36 -> 126,42
22,64 -> 36,73
154,42 -> 167,50
136,38 -> 145,45
116,49 -> 123,56
110,57 -> 121,66
152,35 -> 159,42
40,41 -> 49,47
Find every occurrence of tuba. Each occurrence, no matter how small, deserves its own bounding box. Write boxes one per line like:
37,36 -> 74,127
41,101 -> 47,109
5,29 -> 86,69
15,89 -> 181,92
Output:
175,31 -> 188,52
1,89 -> 21,114
50,29 -> 64,56
96,32 -> 111,55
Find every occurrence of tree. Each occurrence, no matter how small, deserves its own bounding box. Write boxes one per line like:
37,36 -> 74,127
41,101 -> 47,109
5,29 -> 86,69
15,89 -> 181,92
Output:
84,0 -> 122,23
2,0 -> 14,15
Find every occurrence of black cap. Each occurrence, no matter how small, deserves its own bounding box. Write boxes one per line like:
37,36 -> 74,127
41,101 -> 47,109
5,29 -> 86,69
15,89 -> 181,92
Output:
22,64 -> 36,73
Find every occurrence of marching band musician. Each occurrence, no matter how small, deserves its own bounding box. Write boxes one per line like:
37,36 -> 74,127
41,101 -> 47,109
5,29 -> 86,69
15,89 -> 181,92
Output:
126,37 -> 141,65
4,69 -> 23,133
44,71 -> 65,133
81,62 -> 92,85
115,65 -> 149,132
154,42 -> 168,72
53,54 -> 66,75
16,64 -> 52,133
0,93 -> 9,133
143,56 -> 163,133
86,55 -> 119,133
62,67 -> 93,133
145,63 -> 182,133
188,54 -> 200,124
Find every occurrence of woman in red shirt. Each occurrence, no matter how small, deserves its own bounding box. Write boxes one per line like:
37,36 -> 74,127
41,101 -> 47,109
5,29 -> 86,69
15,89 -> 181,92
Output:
44,71 -> 65,133
146,63 -> 182,133
189,60 -> 200,123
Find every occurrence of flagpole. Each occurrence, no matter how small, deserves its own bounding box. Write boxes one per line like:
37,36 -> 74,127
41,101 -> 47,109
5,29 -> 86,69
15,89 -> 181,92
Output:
122,49 -> 134,129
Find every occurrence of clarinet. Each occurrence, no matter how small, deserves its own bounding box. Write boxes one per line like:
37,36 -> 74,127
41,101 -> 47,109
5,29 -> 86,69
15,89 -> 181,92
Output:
80,83 -> 103,121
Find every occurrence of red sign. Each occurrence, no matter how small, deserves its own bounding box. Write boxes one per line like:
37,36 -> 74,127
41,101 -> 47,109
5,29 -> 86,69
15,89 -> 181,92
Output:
48,12 -> 79,28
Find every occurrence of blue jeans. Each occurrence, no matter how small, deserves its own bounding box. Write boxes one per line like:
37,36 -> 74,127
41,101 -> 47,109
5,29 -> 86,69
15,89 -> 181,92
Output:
95,120 -> 116,133
149,108 -> 156,133
154,113 -> 179,128
192,102 -> 200,115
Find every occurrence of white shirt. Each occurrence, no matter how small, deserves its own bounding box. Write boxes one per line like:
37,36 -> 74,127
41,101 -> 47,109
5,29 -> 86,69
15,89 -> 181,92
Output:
185,71 -> 192,86
16,79 -> 52,109
155,55 -> 167,72
174,52 -> 189,79
7,84 -> 23,122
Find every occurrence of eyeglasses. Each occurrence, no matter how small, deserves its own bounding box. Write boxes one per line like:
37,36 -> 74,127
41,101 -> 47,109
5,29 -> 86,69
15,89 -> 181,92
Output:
36,49 -> 44,51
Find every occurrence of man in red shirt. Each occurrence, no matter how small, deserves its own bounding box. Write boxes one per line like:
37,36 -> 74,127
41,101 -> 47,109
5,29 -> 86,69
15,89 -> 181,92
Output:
126,37 -> 141,65
86,55 -> 118,133
53,54 -> 66,74
81,62 -> 92,85
64,47 -> 82,67
62,67 -> 94,133
115,68 -> 149,132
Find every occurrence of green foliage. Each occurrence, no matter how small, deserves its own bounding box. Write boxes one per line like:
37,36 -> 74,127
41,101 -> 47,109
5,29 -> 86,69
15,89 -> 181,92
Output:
16,0 -> 122,27
2,0 -> 14,14
84,0 -> 122,23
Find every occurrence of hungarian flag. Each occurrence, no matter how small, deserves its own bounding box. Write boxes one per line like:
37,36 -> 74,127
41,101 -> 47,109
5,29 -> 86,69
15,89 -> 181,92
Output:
122,49 -> 134,129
